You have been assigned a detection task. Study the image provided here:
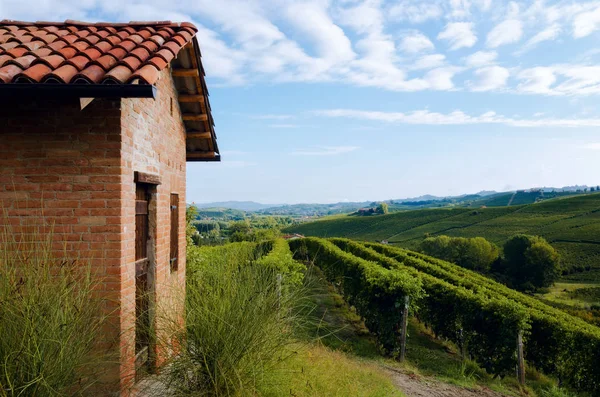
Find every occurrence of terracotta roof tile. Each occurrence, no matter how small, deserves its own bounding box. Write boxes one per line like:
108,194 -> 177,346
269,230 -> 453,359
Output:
6,54 -> 36,69
0,55 -> 12,67
15,63 -> 52,82
129,64 -> 159,84
0,64 -> 22,82
0,20 -> 198,85
43,64 -> 78,83
104,64 -> 132,84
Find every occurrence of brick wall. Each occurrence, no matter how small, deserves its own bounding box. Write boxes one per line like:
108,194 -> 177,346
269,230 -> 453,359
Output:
0,68 -> 187,396
0,97 -> 124,392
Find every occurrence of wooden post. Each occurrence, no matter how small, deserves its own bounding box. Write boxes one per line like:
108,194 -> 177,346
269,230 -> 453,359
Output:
276,273 -> 282,312
517,330 -> 525,385
459,328 -> 466,360
399,295 -> 410,362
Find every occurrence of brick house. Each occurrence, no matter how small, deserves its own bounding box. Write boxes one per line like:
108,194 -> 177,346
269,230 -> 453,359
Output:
0,20 -> 219,394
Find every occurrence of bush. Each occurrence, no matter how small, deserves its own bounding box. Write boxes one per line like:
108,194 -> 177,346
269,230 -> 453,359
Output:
162,241 -> 306,396
419,235 -> 499,272
501,235 -> 561,289
0,227 -> 108,396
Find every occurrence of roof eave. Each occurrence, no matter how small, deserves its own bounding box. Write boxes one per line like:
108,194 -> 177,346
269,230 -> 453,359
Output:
0,83 -> 157,98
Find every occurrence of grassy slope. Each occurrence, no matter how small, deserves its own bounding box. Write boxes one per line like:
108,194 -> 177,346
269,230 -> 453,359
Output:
286,193 -> 600,274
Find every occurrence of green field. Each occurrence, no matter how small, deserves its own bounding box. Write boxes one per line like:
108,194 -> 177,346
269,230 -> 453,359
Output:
285,193 -> 600,275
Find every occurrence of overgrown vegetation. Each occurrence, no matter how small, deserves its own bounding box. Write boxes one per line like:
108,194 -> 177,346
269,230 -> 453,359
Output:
161,240 -> 308,396
0,227 -> 108,396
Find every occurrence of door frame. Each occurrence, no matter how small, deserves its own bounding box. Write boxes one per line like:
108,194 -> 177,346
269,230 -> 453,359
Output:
133,172 -> 161,379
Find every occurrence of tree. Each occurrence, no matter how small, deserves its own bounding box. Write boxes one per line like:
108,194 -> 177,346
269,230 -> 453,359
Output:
376,202 -> 389,214
228,220 -> 252,242
501,235 -> 561,290
420,235 -> 499,272
186,205 -> 199,247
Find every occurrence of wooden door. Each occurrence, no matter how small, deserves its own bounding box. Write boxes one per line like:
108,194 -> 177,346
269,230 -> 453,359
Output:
135,184 -> 152,375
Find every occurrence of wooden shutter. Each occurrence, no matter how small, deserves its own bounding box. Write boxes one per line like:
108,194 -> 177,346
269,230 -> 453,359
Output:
170,194 -> 179,272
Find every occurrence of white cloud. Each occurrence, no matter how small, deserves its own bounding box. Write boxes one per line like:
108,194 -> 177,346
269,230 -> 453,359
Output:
438,22 -> 477,50
553,65 -> 600,95
292,146 -> 360,156
518,24 -> 561,53
573,6 -> 600,38
400,31 -> 435,53
580,142 -> 600,150
470,66 -> 510,91
517,67 -> 556,94
194,25 -> 247,84
285,2 -> 355,63
337,0 -> 384,34
425,67 -> 461,90
388,1 -> 443,23
487,19 -> 523,47
252,114 -> 295,120
464,51 -> 497,67
316,108 -> 600,127
269,124 -> 299,128
411,54 -> 446,70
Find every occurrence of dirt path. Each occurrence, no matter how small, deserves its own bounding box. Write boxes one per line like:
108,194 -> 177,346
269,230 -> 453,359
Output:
383,367 -> 507,397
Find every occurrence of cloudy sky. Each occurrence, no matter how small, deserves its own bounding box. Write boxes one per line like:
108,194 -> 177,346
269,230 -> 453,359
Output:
5,0 -> 600,203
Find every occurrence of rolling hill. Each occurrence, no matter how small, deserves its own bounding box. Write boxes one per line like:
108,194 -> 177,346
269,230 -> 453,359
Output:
285,193 -> 600,276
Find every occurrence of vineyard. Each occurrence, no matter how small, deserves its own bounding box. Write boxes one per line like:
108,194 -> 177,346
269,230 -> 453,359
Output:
288,237 -> 600,394
286,193 -> 600,275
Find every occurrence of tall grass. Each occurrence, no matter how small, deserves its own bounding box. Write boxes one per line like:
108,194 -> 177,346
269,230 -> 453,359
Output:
0,224 -> 108,396
161,243 -> 308,396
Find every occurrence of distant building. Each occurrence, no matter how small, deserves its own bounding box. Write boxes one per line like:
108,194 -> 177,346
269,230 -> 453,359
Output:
381,240 -> 389,244
283,233 -> 305,240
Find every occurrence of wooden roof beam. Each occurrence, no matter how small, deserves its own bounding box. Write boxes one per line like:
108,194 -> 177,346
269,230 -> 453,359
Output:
172,69 -> 199,77
182,114 -> 208,121
186,131 -> 212,139
179,94 -> 205,103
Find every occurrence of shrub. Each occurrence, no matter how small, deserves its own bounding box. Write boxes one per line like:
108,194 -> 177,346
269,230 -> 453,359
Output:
162,241 -> 306,396
0,227 -> 108,396
419,235 -> 499,272
501,235 -> 561,289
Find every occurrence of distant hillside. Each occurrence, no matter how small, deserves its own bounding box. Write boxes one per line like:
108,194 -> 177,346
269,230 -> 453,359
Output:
191,185 -> 597,216
285,193 -> 600,277
196,207 -> 247,220
193,201 -> 278,211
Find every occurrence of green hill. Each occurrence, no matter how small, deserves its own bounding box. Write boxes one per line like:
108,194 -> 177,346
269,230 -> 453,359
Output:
285,193 -> 600,275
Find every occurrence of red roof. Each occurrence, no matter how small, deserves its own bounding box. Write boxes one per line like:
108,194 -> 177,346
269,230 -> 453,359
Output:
0,20 -> 220,162
0,20 -> 197,85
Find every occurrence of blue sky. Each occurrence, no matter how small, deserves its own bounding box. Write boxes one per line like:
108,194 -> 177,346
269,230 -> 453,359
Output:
5,0 -> 600,203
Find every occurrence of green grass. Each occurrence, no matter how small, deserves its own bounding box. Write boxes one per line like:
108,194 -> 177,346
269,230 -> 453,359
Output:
536,282 -> 600,308
259,344 -> 404,397
285,193 -> 600,278
0,225 -> 110,396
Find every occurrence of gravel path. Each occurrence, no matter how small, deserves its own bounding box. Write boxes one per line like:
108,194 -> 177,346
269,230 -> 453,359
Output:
384,367 -> 508,397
